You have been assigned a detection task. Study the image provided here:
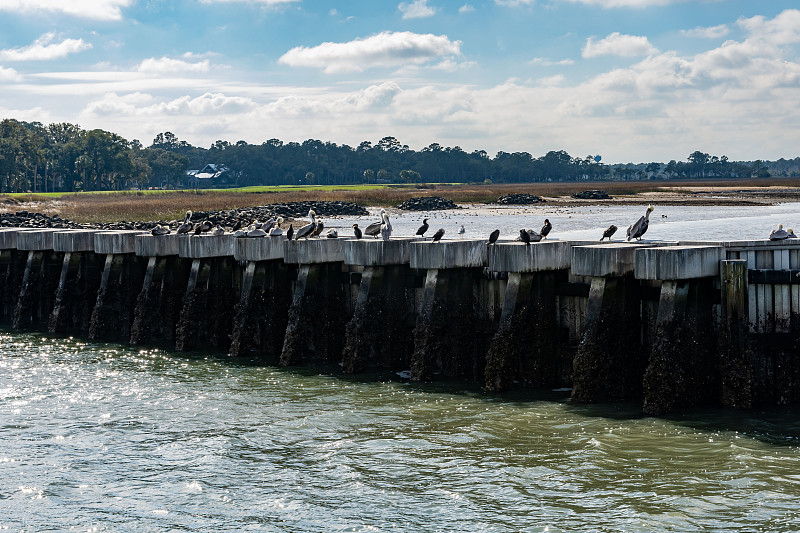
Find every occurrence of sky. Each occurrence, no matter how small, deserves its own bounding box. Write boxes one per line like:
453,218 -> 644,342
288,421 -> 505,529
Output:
0,0 -> 799,163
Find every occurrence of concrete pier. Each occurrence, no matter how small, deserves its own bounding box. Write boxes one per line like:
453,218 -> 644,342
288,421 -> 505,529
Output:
178,234 -> 235,258
136,234 -> 180,257
234,236 -> 286,262
488,240 -> 571,272
53,230 -> 98,252
16,229 -> 58,251
48,231 -> 102,334
284,238 -> 345,264
94,230 -> 144,255
410,239 -> 487,269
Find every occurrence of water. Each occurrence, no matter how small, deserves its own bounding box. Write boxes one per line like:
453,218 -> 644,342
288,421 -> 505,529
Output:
3,203 -> 800,531
2,333 -> 800,532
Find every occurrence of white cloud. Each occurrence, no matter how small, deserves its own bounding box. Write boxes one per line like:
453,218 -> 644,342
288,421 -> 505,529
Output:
84,92 -> 256,117
0,66 -> 22,81
0,33 -> 91,62
582,32 -> 658,58
198,0 -> 299,4
136,57 -> 212,74
398,0 -> 436,19
458,4 -> 474,13
0,0 -> 132,21
278,31 -> 461,74
494,0 -> 534,6
329,8 -> 338,16
529,57 -> 575,66
681,24 -> 730,39
564,0 -> 689,7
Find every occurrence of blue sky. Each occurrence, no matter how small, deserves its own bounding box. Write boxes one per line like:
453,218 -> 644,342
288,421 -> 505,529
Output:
0,0 -> 799,163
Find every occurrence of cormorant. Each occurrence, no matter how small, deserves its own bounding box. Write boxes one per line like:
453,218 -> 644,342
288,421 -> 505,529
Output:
600,225 -> 618,241
151,225 -> 170,236
353,224 -> 363,239
541,219 -> 552,239
770,224 -> 789,240
627,205 -> 654,241
286,224 -> 294,241
519,229 -> 531,245
364,209 -> 385,238
488,229 -> 500,245
294,210 -> 317,240
231,220 -> 243,232
432,228 -> 445,242
176,211 -> 193,235
416,218 -> 429,238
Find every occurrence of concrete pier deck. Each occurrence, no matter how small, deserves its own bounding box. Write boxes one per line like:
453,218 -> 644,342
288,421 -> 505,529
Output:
0,228 -> 39,249
635,245 -> 725,280
16,229 -> 59,251
178,234 -> 235,258
284,238 -> 345,264
488,240 -> 571,272
136,234 -> 181,257
234,235 -> 286,262
572,243 -> 653,277
94,231 -> 145,255
343,237 -> 417,266
53,230 -> 99,253
410,239 -> 487,270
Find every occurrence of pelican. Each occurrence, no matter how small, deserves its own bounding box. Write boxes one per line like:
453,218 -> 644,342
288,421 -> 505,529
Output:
193,219 -> 212,235
294,210 -> 317,240
770,224 -> 789,240
353,224 -> 363,239
380,212 -> 392,241
326,229 -> 338,238
269,217 -> 285,236
488,229 -> 500,245
312,218 -> 325,237
211,225 -> 225,236
788,229 -> 797,239
541,219 -> 552,239
286,224 -> 294,241
176,211 -> 193,235
151,224 -> 170,236
233,229 -> 247,238
261,218 -> 277,232
519,229 -> 531,245
600,225 -> 618,241
432,228 -> 445,242
247,224 -> 267,237
364,209 -> 385,238
416,218 -> 429,238
518,229 -> 541,242
458,225 -> 466,238
627,205 -> 654,241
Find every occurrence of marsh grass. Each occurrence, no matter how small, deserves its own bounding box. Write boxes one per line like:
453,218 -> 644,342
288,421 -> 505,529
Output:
2,178 -> 799,223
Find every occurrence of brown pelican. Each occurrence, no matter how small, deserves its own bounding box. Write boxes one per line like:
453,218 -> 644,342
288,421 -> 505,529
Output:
233,228 -> 247,238
194,219 -> 212,235
176,211 -> 193,235
326,229 -> 338,238
312,218 -> 325,237
247,224 -> 267,237
519,229 -> 531,245
151,224 -> 170,236
770,224 -> 789,240
286,224 -> 294,241
541,219 -> 552,239
364,209 -> 385,238
295,210 -> 317,240
416,218 -> 429,238
269,217 -> 285,236
432,228 -> 445,242
788,229 -> 797,239
353,224 -> 362,239
600,225 -> 618,241
627,205 -> 654,241
211,225 -> 225,236
261,218 -> 277,232
518,229 -> 541,242
380,212 -> 392,241
488,229 -> 500,245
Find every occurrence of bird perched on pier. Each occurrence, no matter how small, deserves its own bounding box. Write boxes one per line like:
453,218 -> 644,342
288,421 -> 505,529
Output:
380,212 -> 392,241
432,228 -> 445,242
151,224 -> 170,236
312,218 -> 325,238
247,224 -> 267,237
193,219 -> 212,235
231,219 -> 243,232
488,229 -> 500,245
261,218 -> 277,232
788,229 -> 797,239
326,229 -> 338,238
269,217 -> 284,236
627,205 -> 654,241
541,219 -> 552,239
286,224 -> 294,241
294,210 -> 317,240
233,228 -> 247,237
600,225 -> 618,241
352,224 -> 362,239
416,218 -> 429,238
458,225 -> 466,238
211,225 -> 225,236
176,211 -> 193,235
364,209 -> 385,238
519,229 -> 531,245
518,229 -> 542,242
770,224 -> 789,240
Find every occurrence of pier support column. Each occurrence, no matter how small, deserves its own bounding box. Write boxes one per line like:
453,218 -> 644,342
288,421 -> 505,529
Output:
280,262 -> 347,366
411,268 -> 485,382
88,253 -> 147,342
642,278 -> 717,415
130,256 -> 189,346
342,265 -> 414,374
571,275 -> 645,402
0,249 -> 27,322
228,261 -> 263,358
484,271 -> 563,392
719,260 -> 752,408
48,252 -> 82,333
12,250 -> 62,329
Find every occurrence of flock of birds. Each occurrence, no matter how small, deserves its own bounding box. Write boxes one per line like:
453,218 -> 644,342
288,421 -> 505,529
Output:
152,205 -> 795,244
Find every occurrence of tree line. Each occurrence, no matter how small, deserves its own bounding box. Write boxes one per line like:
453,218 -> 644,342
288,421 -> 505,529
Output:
0,118 -> 789,193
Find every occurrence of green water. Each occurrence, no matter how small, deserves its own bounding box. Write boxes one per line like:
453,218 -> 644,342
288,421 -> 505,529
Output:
1,332 -> 798,532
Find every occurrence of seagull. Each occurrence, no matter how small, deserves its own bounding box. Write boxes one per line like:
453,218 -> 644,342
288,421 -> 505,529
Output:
458,225 -> 466,238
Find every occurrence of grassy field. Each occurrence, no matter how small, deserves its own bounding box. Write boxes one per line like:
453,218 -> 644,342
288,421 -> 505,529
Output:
2,178 -> 799,224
